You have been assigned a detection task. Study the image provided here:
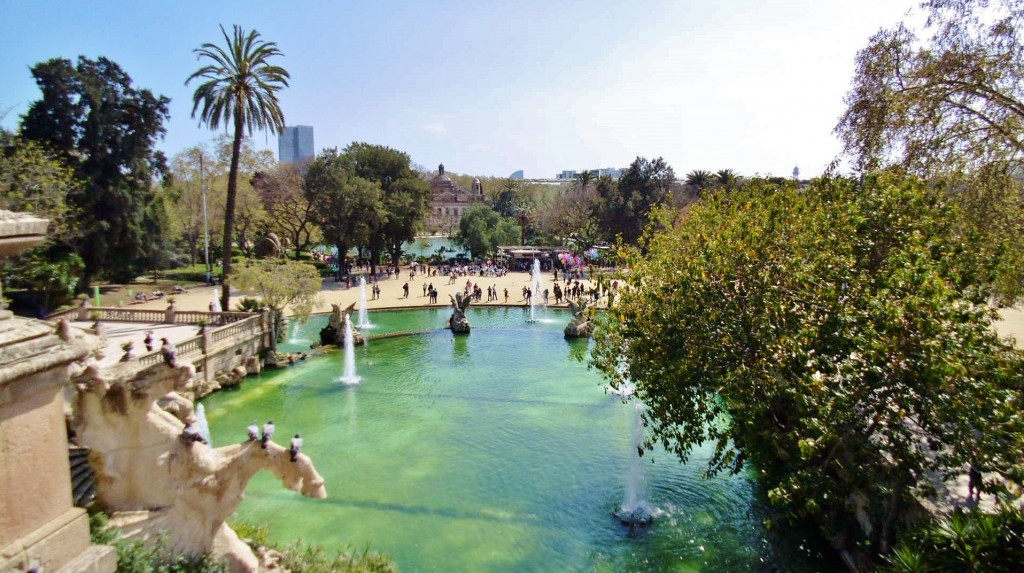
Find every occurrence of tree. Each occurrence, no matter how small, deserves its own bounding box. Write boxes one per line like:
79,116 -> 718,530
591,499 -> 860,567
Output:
304,149 -> 384,277
455,205 -> 518,259
337,142 -> 428,271
0,129 -> 83,310
715,169 -> 740,188
837,0 -> 1024,304
165,144 -> 211,266
188,24 -> 289,311
592,173 -> 1023,568
253,163 -> 320,260
685,169 -> 714,191
21,56 -> 170,286
596,157 -> 675,245
232,258 -> 321,352
837,0 -> 1024,174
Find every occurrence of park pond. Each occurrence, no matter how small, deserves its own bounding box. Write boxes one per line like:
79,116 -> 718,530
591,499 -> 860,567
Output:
202,308 -> 843,572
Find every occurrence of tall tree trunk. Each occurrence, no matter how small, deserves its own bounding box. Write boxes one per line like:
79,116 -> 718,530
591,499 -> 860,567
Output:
221,112 -> 244,311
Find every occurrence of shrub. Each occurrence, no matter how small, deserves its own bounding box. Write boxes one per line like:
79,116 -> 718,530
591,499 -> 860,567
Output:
89,512 -> 228,573
879,505 -> 1024,572
232,520 -> 395,573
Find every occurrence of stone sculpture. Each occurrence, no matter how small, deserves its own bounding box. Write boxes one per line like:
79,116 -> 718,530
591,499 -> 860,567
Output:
252,233 -> 283,260
449,292 -> 472,333
564,298 -> 593,338
72,358 -> 327,572
319,302 -> 365,346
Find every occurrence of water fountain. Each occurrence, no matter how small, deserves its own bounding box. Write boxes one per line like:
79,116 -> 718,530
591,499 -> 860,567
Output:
528,259 -> 543,323
204,308 -> 839,572
339,316 -> 361,385
211,293 -> 222,313
358,277 -> 373,329
616,401 -> 653,526
195,403 -> 213,446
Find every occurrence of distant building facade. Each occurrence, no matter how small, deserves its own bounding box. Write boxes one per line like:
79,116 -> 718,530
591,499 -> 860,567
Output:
555,167 -> 622,180
425,163 -> 486,235
278,125 -> 315,164
509,170 -> 524,180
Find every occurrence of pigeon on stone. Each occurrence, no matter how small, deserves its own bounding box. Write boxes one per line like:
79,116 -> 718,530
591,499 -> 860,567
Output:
261,420 -> 275,449
161,338 -> 177,367
182,423 -> 207,445
246,420 -> 259,441
289,433 -> 303,462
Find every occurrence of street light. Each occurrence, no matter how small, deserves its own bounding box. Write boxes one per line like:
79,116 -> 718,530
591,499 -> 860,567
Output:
200,152 -> 211,285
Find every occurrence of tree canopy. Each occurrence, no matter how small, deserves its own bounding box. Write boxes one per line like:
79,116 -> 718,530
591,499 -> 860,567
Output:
455,205 -> 520,259
593,174 -> 1024,567
304,148 -> 383,274
20,56 -> 170,286
595,156 -> 675,245
837,0 -> 1024,174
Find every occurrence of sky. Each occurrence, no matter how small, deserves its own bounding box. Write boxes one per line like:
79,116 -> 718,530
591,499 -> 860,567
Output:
0,0 -> 918,179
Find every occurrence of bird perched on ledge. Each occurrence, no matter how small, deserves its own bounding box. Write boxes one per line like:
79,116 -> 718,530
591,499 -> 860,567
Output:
161,337 -> 178,367
289,433 -> 303,462
261,420 -> 275,448
247,420 -> 259,441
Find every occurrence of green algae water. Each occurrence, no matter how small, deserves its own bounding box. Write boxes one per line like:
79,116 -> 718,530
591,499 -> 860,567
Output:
204,309 -> 841,572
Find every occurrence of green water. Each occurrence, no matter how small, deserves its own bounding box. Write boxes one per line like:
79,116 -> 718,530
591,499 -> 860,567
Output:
204,309 -> 841,572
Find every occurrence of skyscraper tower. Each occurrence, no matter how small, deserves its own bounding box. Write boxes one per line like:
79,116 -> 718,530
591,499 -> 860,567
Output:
278,125 -> 314,164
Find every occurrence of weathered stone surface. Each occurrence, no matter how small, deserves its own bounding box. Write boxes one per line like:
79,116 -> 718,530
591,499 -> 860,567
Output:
319,303 -> 365,346
72,358 -> 327,572
563,299 -> 593,338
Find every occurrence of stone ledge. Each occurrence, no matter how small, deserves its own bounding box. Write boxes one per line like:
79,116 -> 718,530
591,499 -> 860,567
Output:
0,507 -> 112,573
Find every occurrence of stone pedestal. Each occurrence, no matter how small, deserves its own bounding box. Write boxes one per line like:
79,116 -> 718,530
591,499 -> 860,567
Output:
0,210 -> 115,572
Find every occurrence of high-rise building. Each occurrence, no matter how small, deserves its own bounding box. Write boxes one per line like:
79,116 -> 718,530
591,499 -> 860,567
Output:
278,125 -> 314,164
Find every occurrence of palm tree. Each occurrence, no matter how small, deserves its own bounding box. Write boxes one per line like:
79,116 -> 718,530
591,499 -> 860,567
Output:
187,25 -> 289,310
573,169 -> 595,195
685,169 -> 714,192
715,169 -> 739,188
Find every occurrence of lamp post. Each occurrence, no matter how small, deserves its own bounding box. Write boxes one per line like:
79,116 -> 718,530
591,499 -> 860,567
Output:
200,152 -> 211,285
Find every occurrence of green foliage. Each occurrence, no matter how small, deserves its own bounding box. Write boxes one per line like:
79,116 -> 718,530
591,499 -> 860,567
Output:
89,513 -> 228,573
879,506 -> 1024,573
455,205 -> 519,258
304,148 -> 385,271
188,24 -> 289,311
20,56 -> 170,287
595,156 -> 675,245
235,297 -> 264,312
231,520 -> 395,573
592,173 -> 1024,560
253,162 -> 320,260
336,142 -> 430,268
232,258 -> 320,320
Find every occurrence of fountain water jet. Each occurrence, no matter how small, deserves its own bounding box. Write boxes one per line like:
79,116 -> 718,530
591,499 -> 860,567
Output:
616,401 -> 653,526
195,402 -> 212,446
358,277 -> 373,329
339,316 -> 361,385
528,259 -> 543,323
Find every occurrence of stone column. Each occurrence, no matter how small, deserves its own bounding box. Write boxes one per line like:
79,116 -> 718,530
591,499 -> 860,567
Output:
0,210 -> 115,572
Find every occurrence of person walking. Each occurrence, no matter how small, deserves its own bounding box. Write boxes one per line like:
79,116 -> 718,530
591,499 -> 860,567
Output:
403,282 -> 410,298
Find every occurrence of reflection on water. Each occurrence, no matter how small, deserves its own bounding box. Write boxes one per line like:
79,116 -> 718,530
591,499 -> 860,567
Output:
205,308 -> 842,573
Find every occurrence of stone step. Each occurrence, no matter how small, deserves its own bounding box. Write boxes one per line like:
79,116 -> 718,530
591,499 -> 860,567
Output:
54,543 -> 116,573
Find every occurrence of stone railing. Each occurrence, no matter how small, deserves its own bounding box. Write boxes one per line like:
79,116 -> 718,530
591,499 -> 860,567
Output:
211,315 -> 262,346
134,316 -> 263,369
47,306 -> 256,326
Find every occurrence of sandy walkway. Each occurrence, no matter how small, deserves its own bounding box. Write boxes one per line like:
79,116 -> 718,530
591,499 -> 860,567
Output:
126,269 -> 606,316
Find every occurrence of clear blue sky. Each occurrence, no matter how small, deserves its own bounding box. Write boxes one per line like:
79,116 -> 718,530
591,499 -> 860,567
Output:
1,0 -> 915,179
